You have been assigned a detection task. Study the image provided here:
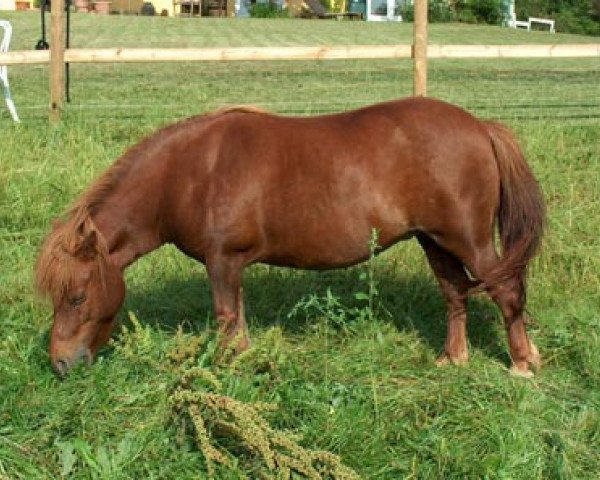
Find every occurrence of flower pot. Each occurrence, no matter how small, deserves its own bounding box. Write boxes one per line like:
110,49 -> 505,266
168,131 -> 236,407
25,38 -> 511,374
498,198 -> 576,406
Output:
75,0 -> 90,12
93,0 -> 112,14
16,1 -> 31,10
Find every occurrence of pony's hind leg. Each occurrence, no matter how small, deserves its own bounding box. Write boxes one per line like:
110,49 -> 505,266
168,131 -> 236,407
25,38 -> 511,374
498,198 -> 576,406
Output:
487,273 -> 541,377
447,240 -> 540,377
418,234 -> 478,366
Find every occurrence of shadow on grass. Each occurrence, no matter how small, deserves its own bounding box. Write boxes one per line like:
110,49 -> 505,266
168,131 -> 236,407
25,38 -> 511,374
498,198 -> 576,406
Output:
122,264 -> 508,365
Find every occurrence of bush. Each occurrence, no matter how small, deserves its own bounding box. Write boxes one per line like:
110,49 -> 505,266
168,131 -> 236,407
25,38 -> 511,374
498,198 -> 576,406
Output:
555,8 -> 600,35
249,1 -> 289,18
594,0 -> 600,19
402,0 -> 455,23
453,0 -> 504,25
403,0 -> 505,25
430,0 -> 457,21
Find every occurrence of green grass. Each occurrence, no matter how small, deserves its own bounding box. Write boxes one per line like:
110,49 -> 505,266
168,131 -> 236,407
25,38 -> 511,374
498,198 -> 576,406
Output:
1,14 -> 600,479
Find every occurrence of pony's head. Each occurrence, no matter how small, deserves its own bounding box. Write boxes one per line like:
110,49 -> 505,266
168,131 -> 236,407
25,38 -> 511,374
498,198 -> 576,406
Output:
35,212 -> 125,376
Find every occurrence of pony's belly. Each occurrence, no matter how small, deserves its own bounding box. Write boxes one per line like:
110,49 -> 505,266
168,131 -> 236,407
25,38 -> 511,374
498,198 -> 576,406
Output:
261,250 -> 371,270
259,220 -> 412,270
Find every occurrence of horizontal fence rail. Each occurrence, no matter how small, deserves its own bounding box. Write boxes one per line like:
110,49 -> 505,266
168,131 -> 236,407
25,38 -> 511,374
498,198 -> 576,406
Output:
3,46 -> 413,65
427,44 -> 600,58
1,44 -> 599,65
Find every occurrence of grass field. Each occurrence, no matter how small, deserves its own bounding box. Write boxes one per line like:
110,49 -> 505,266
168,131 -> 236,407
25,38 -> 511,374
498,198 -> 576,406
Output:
1,13 -> 600,479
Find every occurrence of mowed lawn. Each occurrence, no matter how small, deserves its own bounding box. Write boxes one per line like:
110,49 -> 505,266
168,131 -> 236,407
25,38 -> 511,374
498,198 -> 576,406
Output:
1,13 -> 599,479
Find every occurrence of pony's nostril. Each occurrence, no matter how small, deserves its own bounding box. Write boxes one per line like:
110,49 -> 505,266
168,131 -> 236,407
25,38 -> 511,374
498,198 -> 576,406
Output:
53,359 -> 69,377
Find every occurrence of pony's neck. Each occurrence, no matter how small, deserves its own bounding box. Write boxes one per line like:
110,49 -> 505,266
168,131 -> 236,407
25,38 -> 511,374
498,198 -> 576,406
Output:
91,191 -> 163,271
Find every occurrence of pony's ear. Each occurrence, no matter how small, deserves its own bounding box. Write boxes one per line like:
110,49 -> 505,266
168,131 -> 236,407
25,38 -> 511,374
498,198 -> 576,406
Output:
74,222 -> 99,259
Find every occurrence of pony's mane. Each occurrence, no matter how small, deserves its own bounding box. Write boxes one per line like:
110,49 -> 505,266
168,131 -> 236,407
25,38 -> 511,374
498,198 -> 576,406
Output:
35,212 -> 110,303
35,105 -> 267,302
35,148 -> 133,302
208,105 -> 269,117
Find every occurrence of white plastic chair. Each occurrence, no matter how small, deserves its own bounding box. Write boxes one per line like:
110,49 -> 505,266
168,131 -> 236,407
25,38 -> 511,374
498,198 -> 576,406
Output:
1,20 -> 20,123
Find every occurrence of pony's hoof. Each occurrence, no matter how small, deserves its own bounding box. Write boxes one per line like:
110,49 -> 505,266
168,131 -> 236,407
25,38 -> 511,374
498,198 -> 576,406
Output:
435,355 -> 450,367
528,342 -> 542,372
435,352 -> 468,367
510,342 -> 542,377
510,365 -> 534,378
509,341 -> 541,378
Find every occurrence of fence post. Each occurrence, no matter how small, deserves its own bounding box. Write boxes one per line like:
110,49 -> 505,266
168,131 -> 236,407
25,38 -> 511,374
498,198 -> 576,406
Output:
413,0 -> 427,96
49,0 -> 65,122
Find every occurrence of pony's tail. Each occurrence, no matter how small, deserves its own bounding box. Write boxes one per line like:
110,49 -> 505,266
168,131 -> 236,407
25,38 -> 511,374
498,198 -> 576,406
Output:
484,121 -> 546,289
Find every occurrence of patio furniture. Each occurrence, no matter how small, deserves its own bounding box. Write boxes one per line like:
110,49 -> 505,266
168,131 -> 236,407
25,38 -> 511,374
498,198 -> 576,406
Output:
0,20 -> 20,122
303,0 -> 362,19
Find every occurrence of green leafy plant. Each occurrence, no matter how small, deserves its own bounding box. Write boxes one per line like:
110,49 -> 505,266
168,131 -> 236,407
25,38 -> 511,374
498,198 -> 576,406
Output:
288,229 -> 387,330
56,436 -> 135,479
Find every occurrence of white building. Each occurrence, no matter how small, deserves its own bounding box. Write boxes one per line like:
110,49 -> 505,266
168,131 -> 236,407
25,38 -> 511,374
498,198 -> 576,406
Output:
0,0 -> 18,11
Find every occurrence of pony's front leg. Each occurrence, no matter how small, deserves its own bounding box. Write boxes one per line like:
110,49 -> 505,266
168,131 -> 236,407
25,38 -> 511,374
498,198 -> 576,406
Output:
206,256 -> 250,355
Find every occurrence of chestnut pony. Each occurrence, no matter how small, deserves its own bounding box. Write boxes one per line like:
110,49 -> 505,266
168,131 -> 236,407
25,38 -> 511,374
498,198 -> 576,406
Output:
35,97 -> 545,377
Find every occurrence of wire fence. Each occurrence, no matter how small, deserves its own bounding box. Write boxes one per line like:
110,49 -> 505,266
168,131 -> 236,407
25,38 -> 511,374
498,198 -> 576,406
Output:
6,57 -> 599,126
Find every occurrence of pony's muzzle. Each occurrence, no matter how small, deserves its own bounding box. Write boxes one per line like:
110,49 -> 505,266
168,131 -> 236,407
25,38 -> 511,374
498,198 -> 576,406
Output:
51,347 -> 92,377
52,358 -> 70,377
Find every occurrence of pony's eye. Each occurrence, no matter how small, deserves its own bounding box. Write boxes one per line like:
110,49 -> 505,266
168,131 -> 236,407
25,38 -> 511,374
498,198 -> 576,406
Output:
70,294 -> 86,307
